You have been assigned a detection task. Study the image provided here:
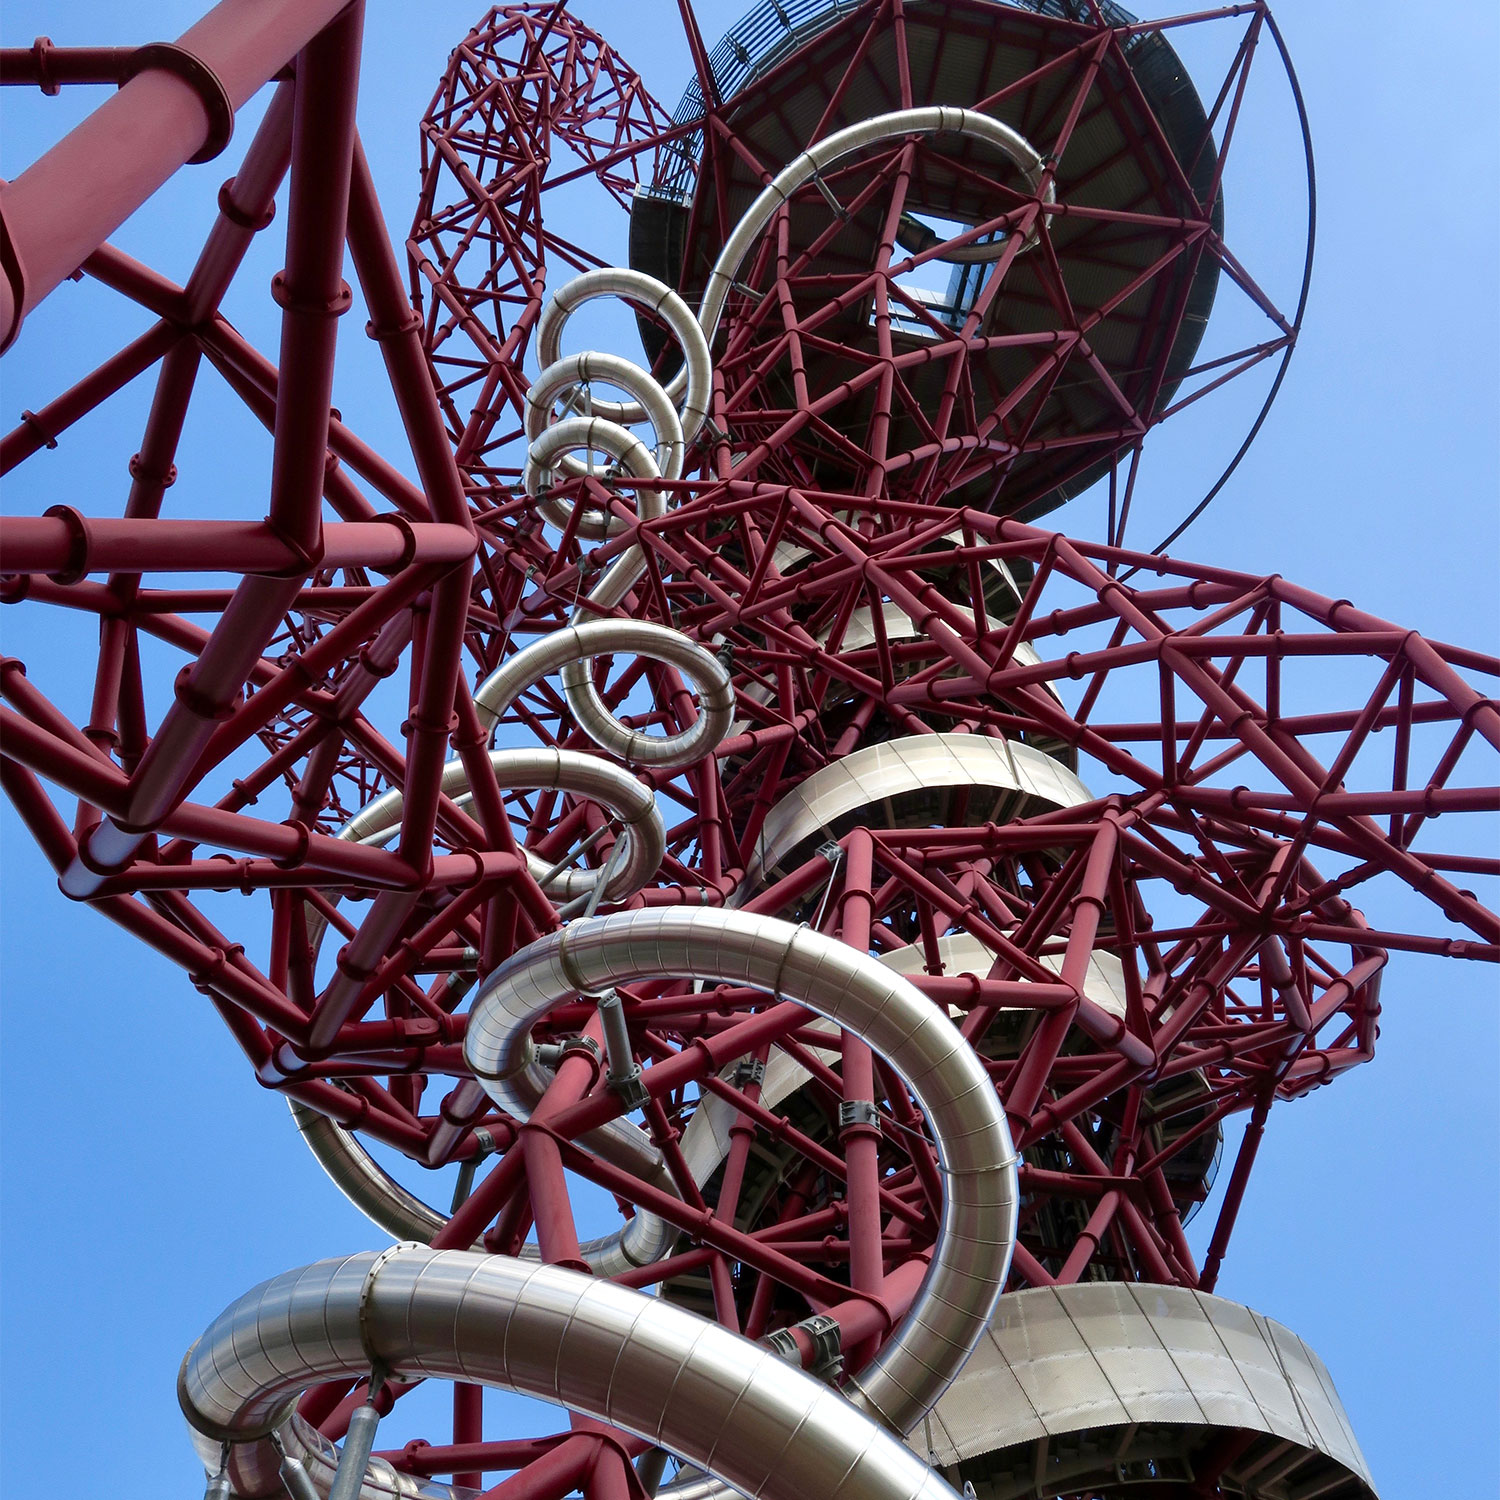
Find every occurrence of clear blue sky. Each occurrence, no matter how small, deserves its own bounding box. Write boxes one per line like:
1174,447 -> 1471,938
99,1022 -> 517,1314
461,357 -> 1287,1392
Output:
1,3 -> 1496,1496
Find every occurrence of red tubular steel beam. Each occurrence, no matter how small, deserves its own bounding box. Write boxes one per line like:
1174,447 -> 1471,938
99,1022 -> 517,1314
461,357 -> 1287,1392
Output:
470,1434 -> 596,1499
77,239 -> 188,322
0,757 -> 77,872
182,77 -> 296,323
265,0 -> 364,558
546,1126 -> 854,1308
191,575 -> 426,771
0,321 -> 180,473
376,1436 -> 576,1476
197,315 -> 430,519
303,547 -> 478,1047
1,42 -> 143,89
90,335 -> 207,754
837,829 -> 886,1336
524,1016 -> 610,1274
54,570 -> 306,894
452,1382 -> 485,1491
0,517 -> 476,575
0,707 -> 423,884
0,0 -> 355,348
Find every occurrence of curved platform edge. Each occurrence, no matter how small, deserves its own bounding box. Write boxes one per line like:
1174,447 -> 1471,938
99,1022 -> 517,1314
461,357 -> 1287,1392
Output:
915,1282 -> 1376,1500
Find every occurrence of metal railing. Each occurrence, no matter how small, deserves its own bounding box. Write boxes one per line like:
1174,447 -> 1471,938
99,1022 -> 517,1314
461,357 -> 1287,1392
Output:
653,0 -> 1147,194
658,0 -> 867,191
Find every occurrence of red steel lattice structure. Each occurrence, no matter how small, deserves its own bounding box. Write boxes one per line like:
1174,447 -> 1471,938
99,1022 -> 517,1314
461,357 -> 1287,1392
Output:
0,2 -> 1496,1497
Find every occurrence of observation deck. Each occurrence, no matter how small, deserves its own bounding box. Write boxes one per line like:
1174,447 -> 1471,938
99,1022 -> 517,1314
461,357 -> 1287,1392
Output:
631,0 -> 1223,517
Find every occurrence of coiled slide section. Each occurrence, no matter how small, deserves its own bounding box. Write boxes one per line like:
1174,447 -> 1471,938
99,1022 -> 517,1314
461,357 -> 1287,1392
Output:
465,906 -> 1019,1439
290,258 -> 734,1262
180,1248 -> 961,1500
206,106 -> 1054,1499
291,621 -> 732,1268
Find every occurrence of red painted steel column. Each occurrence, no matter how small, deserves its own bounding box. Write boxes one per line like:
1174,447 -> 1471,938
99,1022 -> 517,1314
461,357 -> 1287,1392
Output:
523,1013 -> 611,1272
265,0 -> 366,559
453,1381 -> 484,1492
182,78 -> 296,322
583,1444 -> 639,1500
1201,1092 -> 1272,1292
838,828 -> 886,1370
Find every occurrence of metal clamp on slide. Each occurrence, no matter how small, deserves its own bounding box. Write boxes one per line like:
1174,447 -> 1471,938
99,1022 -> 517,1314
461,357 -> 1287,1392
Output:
763,1312 -> 845,1385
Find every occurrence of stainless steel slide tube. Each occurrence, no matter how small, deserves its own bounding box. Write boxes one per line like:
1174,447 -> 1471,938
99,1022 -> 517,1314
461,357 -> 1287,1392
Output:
339,745 -> 665,903
697,107 -> 1053,353
535,266 -> 713,440
180,1247 -> 964,1500
474,619 -> 735,771
291,744 -> 675,1268
524,411 -> 663,539
465,907 -> 1019,1438
525,348 -> 686,522
246,108 -> 1049,1498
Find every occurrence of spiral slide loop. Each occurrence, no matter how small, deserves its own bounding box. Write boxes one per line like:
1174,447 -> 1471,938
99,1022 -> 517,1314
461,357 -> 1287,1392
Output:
476,619 -> 735,771
291,743 -> 677,1271
520,261 -> 737,781
525,268 -> 708,548
698,107 -> 1053,354
534,265 -> 713,439
467,907 -> 1020,1441
523,269 -> 708,641
521,108 -> 1048,696
340,746 -> 664,903
292,635 -> 731,1272
525,349 -> 686,516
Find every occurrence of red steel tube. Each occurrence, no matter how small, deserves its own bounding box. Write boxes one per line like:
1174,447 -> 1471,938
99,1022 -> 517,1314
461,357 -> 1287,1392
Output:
0,517 -> 476,575
0,0 -> 354,346
836,829 -> 886,1330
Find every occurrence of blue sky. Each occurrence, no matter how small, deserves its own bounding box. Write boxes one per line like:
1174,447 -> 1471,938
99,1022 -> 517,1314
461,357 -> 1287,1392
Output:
1,3 -> 1496,1496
